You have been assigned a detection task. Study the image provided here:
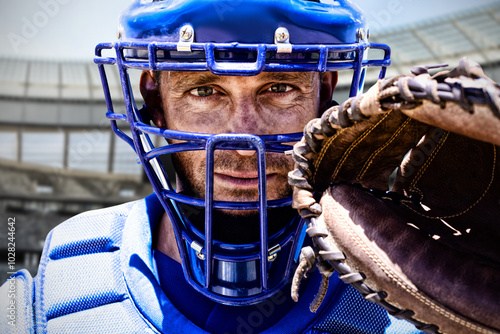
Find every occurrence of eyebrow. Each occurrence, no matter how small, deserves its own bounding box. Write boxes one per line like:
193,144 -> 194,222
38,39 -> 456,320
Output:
259,72 -> 313,83
167,72 -> 227,92
165,71 -> 313,92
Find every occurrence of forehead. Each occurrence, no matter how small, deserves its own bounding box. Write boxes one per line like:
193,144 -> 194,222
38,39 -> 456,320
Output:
161,71 -> 317,88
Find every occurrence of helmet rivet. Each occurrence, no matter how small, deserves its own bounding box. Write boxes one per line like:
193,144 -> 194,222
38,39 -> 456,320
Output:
275,27 -> 289,43
357,28 -> 366,41
268,244 -> 281,262
190,241 -> 205,260
180,25 -> 194,42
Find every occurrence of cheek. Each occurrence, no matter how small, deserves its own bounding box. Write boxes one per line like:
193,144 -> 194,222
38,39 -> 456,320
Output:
171,148 -> 207,194
165,100 -> 230,133
172,145 -> 205,174
260,97 -> 318,133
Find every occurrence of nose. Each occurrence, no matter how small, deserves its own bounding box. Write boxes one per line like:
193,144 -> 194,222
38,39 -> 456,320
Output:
236,149 -> 256,157
230,97 -> 262,157
228,96 -> 263,135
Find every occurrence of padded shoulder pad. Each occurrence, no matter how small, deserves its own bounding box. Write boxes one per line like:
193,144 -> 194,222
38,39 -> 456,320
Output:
46,200 -> 137,260
33,199 -> 155,333
0,270 -> 35,334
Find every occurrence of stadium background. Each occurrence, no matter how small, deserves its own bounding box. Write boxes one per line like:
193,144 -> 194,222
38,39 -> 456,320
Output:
1,0 -> 500,282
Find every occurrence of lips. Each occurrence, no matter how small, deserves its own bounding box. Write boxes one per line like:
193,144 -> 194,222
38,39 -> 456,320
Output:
215,172 -> 277,187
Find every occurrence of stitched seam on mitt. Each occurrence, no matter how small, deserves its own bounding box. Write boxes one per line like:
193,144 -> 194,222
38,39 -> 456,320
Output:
408,131 -> 450,199
317,111 -> 393,184
331,198 -> 496,334
356,116 -> 412,183
403,144 -> 496,219
313,132 -> 342,186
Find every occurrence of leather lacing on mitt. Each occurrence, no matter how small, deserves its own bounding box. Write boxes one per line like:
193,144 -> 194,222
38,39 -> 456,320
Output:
288,58 -> 500,334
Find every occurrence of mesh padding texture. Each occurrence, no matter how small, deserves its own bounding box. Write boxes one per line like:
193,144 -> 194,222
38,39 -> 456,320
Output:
312,284 -> 425,334
46,298 -> 153,334
43,252 -> 126,320
35,201 -> 139,330
48,204 -> 133,260
0,270 -> 35,334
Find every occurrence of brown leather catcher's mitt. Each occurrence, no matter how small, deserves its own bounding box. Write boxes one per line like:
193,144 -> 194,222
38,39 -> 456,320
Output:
288,58 -> 500,334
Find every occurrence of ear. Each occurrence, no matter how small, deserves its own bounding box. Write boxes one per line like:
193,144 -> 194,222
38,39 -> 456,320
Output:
140,70 -> 166,128
319,71 -> 338,114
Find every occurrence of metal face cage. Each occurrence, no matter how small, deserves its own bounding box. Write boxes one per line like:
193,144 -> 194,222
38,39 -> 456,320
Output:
94,1 -> 390,305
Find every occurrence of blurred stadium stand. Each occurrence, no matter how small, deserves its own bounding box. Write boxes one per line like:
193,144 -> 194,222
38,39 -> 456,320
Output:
1,2 -> 500,281
335,2 -> 500,101
0,57 -> 152,282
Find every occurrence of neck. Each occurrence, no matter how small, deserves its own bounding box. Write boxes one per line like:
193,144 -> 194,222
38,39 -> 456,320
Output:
155,212 -> 182,263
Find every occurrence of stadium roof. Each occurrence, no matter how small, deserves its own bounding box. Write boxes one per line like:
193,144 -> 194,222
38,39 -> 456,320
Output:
367,2 -> 500,78
0,58 -> 141,102
0,2 -> 498,116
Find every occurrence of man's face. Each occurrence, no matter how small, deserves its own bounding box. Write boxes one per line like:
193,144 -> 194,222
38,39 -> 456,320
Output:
149,71 -> 324,215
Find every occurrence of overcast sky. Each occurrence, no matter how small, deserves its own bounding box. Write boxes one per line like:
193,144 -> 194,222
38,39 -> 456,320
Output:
1,0 -> 498,61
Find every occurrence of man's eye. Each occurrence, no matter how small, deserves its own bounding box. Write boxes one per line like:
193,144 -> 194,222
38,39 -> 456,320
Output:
269,83 -> 292,93
190,86 -> 214,97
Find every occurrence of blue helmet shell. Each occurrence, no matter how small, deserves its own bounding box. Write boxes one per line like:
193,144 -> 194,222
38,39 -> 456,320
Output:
95,0 -> 390,306
119,0 -> 366,44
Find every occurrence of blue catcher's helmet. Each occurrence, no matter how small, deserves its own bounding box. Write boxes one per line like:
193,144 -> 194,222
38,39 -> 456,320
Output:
94,0 -> 390,306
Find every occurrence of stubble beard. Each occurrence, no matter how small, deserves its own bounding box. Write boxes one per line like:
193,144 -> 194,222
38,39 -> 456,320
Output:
171,150 -> 297,243
173,150 -> 294,216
